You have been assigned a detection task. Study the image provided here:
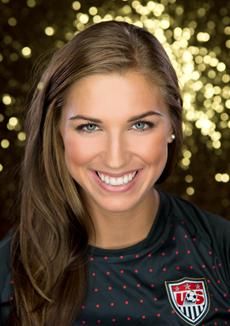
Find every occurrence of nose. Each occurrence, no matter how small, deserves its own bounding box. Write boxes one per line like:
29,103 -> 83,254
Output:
103,133 -> 131,169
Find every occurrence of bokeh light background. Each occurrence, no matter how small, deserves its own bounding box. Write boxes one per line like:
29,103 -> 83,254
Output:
0,0 -> 229,235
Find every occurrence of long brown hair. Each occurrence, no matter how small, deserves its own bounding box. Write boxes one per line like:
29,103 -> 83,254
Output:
10,20 -> 183,325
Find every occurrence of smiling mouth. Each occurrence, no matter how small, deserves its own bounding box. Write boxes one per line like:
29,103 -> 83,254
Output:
95,170 -> 139,186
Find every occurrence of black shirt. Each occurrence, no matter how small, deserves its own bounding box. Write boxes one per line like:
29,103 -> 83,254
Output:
1,191 -> 230,325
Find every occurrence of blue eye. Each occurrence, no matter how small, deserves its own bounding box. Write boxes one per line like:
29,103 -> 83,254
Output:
76,123 -> 99,133
132,121 -> 154,131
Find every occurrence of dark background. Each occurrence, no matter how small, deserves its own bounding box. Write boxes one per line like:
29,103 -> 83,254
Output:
0,0 -> 229,239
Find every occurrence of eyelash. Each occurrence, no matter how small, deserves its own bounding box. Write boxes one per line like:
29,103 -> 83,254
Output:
75,120 -> 155,133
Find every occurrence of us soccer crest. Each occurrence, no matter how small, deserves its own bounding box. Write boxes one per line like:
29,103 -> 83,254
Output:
165,277 -> 210,325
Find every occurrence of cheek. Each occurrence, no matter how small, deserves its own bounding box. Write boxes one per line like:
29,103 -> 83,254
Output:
63,135 -> 98,168
134,133 -> 169,164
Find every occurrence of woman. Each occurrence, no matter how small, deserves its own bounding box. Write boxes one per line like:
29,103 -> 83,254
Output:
0,20 -> 229,325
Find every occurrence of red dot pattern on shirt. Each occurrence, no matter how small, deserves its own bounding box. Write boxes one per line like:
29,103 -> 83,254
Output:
78,225 -> 228,324
7,217 -> 229,326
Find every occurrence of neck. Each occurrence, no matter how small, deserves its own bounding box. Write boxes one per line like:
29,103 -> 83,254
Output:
88,188 -> 159,250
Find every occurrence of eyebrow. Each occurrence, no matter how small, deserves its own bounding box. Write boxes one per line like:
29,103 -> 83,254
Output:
69,110 -> 163,123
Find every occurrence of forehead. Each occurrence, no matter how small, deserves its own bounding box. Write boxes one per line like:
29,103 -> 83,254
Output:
62,71 -> 169,120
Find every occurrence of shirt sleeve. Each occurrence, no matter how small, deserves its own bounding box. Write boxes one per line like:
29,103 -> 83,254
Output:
204,211 -> 230,285
170,193 -> 230,287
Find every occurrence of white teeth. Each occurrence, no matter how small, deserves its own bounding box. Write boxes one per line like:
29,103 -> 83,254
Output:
100,174 -> 106,182
110,177 -> 117,185
97,171 -> 137,186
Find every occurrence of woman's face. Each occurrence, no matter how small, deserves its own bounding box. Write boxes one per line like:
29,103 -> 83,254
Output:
60,71 -> 173,215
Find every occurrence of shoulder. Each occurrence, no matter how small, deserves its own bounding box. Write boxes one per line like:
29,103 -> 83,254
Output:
0,230 -> 12,276
161,190 -> 230,275
0,230 -> 13,300
163,191 -> 230,237
0,230 -> 13,324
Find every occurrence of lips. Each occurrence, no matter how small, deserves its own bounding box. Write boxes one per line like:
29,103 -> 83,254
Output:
92,169 -> 141,193
96,170 -> 138,185
95,169 -> 140,178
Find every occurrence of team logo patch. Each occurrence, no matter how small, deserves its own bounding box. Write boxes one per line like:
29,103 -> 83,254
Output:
165,277 -> 210,325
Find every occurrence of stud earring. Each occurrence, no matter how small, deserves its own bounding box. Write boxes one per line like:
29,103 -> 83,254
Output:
168,134 -> 175,143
